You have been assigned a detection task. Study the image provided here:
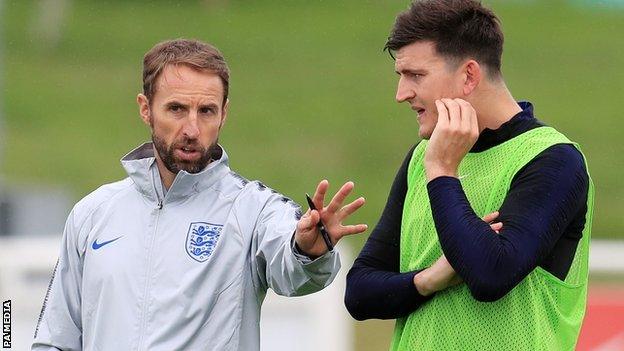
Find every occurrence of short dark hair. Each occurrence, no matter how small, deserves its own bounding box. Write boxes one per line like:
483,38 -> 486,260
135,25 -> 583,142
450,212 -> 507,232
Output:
385,0 -> 504,77
142,39 -> 230,106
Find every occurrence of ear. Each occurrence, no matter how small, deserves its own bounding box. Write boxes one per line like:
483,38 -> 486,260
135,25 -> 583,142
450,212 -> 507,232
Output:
462,60 -> 482,96
219,99 -> 229,129
137,94 -> 151,126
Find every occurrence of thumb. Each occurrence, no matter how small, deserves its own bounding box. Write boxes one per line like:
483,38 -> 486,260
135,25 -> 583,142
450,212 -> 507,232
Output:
298,210 -> 320,232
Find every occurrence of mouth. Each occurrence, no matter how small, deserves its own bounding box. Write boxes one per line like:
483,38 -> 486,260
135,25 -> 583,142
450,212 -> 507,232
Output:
175,146 -> 202,161
412,106 -> 426,119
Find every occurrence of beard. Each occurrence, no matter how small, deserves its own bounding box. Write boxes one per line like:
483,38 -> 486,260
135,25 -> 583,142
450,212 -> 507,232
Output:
152,133 -> 218,174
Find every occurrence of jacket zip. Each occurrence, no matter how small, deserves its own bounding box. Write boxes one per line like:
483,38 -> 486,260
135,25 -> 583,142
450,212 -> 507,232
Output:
137,172 -> 165,350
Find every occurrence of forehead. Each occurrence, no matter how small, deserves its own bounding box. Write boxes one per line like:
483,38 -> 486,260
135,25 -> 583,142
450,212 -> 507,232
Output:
153,64 -> 224,101
394,41 -> 446,71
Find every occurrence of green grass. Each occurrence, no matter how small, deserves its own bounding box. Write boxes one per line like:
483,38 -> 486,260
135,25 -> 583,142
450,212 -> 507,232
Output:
4,1 -> 623,350
5,1 -> 622,240
3,1 -> 623,240
3,0 -> 624,237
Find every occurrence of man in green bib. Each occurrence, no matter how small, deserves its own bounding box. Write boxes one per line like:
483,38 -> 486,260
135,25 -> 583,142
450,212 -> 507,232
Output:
344,1 -> 594,350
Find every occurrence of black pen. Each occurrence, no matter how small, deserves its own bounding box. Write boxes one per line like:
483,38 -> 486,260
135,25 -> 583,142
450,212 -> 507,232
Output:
305,193 -> 334,252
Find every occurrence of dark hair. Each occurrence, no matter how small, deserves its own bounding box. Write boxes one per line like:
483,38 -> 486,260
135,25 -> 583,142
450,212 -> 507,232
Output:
143,39 -> 230,105
385,0 -> 504,78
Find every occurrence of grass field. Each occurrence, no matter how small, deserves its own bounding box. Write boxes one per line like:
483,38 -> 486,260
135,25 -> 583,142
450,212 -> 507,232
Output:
3,1 -> 623,350
4,1 -> 623,241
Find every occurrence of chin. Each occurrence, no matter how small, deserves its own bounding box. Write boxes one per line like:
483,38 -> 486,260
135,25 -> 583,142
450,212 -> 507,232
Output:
418,128 -> 433,140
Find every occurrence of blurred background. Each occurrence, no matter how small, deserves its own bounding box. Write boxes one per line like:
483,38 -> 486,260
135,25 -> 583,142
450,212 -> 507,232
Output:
0,0 -> 623,350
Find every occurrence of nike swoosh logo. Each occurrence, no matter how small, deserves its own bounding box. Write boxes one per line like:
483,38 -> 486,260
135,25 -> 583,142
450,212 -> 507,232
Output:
92,236 -> 123,250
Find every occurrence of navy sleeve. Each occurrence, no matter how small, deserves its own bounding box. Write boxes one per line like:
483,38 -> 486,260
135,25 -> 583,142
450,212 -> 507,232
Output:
345,145 -> 432,321
427,144 -> 589,302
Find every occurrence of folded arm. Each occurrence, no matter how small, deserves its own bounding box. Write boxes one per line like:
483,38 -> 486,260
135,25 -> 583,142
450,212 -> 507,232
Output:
429,144 -> 589,302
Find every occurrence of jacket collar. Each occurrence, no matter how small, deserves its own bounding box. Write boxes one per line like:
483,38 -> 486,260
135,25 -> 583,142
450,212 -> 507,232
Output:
120,142 -> 230,204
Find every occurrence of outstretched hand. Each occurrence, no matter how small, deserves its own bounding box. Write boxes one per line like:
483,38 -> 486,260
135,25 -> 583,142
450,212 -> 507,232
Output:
295,180 -> 367,258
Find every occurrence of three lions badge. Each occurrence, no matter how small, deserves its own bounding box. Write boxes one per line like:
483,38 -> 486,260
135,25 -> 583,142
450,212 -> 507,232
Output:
186,222 -> 223,262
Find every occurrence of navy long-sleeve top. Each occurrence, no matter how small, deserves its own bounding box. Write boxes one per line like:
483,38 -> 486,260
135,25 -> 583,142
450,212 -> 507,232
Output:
345,102 -> 589,320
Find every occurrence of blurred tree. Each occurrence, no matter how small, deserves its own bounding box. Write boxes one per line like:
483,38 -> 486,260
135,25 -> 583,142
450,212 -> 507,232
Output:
32,0 -> 71,50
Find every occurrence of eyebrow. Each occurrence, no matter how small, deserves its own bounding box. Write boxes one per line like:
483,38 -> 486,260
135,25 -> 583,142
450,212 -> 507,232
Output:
164,101 -> 188,108
164,101 -> 219,110
395,68 -> 427,75
199,103 -> 219,111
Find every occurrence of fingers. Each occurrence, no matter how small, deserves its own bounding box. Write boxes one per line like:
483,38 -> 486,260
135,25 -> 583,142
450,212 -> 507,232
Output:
457,99 -> 473,132
308,180 -> 367,243
326,181 -> 354,213
297,209 -> 319,232
434,100 -> 450,130
312,180 -> 329,210
339,224 -> 368,236
490,222 -> 503,234
440,98 -> 461,130
339,196 -> 366,218
482,211 -> 502,233
482,211 -> 499,223
440,98 -> 478,136
468,100 -> 479,132
460,99 -> 479,137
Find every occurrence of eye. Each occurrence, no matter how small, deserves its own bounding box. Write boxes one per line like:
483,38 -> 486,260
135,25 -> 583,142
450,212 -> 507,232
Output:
407,72 -> 423,79
199,106 -> 217,115
169,104 -> 183,112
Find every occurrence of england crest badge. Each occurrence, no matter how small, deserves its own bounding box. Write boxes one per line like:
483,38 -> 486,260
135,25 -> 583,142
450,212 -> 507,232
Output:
185,222 -> 223,263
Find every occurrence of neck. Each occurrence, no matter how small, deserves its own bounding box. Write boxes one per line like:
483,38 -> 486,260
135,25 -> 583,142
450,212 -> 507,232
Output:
470,80 -> 522,132
153,148 -> 176,190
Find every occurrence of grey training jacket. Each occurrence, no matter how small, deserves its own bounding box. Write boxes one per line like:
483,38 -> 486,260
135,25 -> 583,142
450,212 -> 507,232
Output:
32,143 -> 341,351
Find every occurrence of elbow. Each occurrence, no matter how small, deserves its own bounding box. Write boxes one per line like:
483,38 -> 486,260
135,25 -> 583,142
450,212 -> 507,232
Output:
467,280 -> 513,302
344,298 -> 367,321
344,281 -> 367,321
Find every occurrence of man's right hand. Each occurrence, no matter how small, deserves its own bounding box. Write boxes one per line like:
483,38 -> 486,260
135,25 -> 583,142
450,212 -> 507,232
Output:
413,254 -> 461,296
424,98 -> 480,182
413,211 -> 503,296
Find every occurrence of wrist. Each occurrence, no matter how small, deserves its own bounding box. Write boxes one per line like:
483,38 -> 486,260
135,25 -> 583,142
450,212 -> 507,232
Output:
413,270 -> 435,296
294,240 -> 321,260
425,164 -> 458,182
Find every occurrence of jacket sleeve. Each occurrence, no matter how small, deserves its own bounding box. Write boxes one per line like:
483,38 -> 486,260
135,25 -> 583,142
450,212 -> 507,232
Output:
32,209 -> 84,351
252,191 -> 341,297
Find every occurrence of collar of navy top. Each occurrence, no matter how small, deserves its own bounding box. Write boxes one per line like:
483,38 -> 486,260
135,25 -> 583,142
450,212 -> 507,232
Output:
470,101 -> 545,153
120,142 -> 231,205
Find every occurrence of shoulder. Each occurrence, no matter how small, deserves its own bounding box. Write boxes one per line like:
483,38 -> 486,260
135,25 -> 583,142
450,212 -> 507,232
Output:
208,170 -> 250,200
211,170 -> 292,205
215,169 -> 300,212
531,143 -> 587,174
71,178 -> 134,229
237,177 -> 301,217
513,143 -> 589,194
248,180 -> 300,211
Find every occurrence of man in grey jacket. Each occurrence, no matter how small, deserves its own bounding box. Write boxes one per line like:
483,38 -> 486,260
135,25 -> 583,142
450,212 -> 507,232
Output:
32,39 -> 367,351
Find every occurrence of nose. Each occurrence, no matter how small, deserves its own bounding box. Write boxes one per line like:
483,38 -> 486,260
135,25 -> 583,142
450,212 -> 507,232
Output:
395,76 -> 415,103
182,113 -> 200,139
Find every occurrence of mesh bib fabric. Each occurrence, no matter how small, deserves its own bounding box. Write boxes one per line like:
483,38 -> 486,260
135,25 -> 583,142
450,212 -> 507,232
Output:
390,127 -> 594,351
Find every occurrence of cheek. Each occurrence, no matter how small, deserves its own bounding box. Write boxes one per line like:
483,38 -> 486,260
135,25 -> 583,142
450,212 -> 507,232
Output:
199,119 -> 222,137
445,76 -> 465,96
151,118 -> 178,139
